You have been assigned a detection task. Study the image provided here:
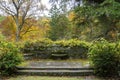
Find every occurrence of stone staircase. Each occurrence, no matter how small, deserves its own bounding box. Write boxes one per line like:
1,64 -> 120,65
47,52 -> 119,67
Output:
16,66 -> 94,76
18,53 -> 94,76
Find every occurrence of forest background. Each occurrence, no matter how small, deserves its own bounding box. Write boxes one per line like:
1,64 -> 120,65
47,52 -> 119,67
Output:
0,0 -> 120,42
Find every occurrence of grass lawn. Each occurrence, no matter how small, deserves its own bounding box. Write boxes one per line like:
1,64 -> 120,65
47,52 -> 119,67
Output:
3,76 -> 102,80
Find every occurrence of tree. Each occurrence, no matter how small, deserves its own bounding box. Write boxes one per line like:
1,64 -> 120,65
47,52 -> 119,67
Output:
0,0 -> 45,41
48,0 -> 72,40
0,16 -> 50,41
37,17 -> 50,38
73,0 -> 120,41
0,16 -> 16,41
49,14 -> 70,40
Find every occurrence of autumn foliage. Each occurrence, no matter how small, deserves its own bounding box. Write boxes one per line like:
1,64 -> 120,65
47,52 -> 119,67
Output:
0,16 -> 50,41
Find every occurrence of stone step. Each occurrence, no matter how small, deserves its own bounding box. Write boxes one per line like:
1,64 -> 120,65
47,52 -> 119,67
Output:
17,69 -> 94,76
51,54 -> 68,56
24,54 -> 33,56
17,66 -> 93,70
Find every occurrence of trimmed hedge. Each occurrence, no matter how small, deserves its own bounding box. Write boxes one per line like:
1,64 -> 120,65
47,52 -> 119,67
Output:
22,39 -> 90,59
89,39 -> 120,77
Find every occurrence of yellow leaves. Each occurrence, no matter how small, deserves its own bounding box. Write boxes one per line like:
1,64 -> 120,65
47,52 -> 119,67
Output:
1,16 -> 16,41
1,16 -> 50,41
21,26 -> 43,41
21,17 -> 50,41
41,18 -> 49,23
38,17 -> 50,29
68,11 -> 75,21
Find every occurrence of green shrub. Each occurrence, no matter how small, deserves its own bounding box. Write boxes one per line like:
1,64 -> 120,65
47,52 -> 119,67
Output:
0,41 -> 23,75
54,39 -> 90,59
55,39 -> 90,47
0,32 -> 5,41
22,38 -> 53,52
89,39 -> 120,77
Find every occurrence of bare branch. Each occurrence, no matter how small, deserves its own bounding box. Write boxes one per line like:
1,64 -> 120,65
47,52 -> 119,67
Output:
0,0 -> 45,41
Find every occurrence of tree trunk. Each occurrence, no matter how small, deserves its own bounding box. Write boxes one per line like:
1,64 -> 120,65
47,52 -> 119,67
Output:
16,27 -> 20,42
15,18 -> 20,42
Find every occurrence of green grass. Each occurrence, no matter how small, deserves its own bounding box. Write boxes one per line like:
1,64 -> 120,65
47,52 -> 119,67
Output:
5,76 -> 101,80
17,61 -> 29,67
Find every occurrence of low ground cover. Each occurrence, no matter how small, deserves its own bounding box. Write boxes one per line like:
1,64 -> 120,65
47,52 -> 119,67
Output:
2,76 -> 120,80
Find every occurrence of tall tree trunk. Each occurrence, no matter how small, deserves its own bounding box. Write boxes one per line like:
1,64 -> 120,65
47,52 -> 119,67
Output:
16,26 -> 20,42
15,18 -> 20,42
